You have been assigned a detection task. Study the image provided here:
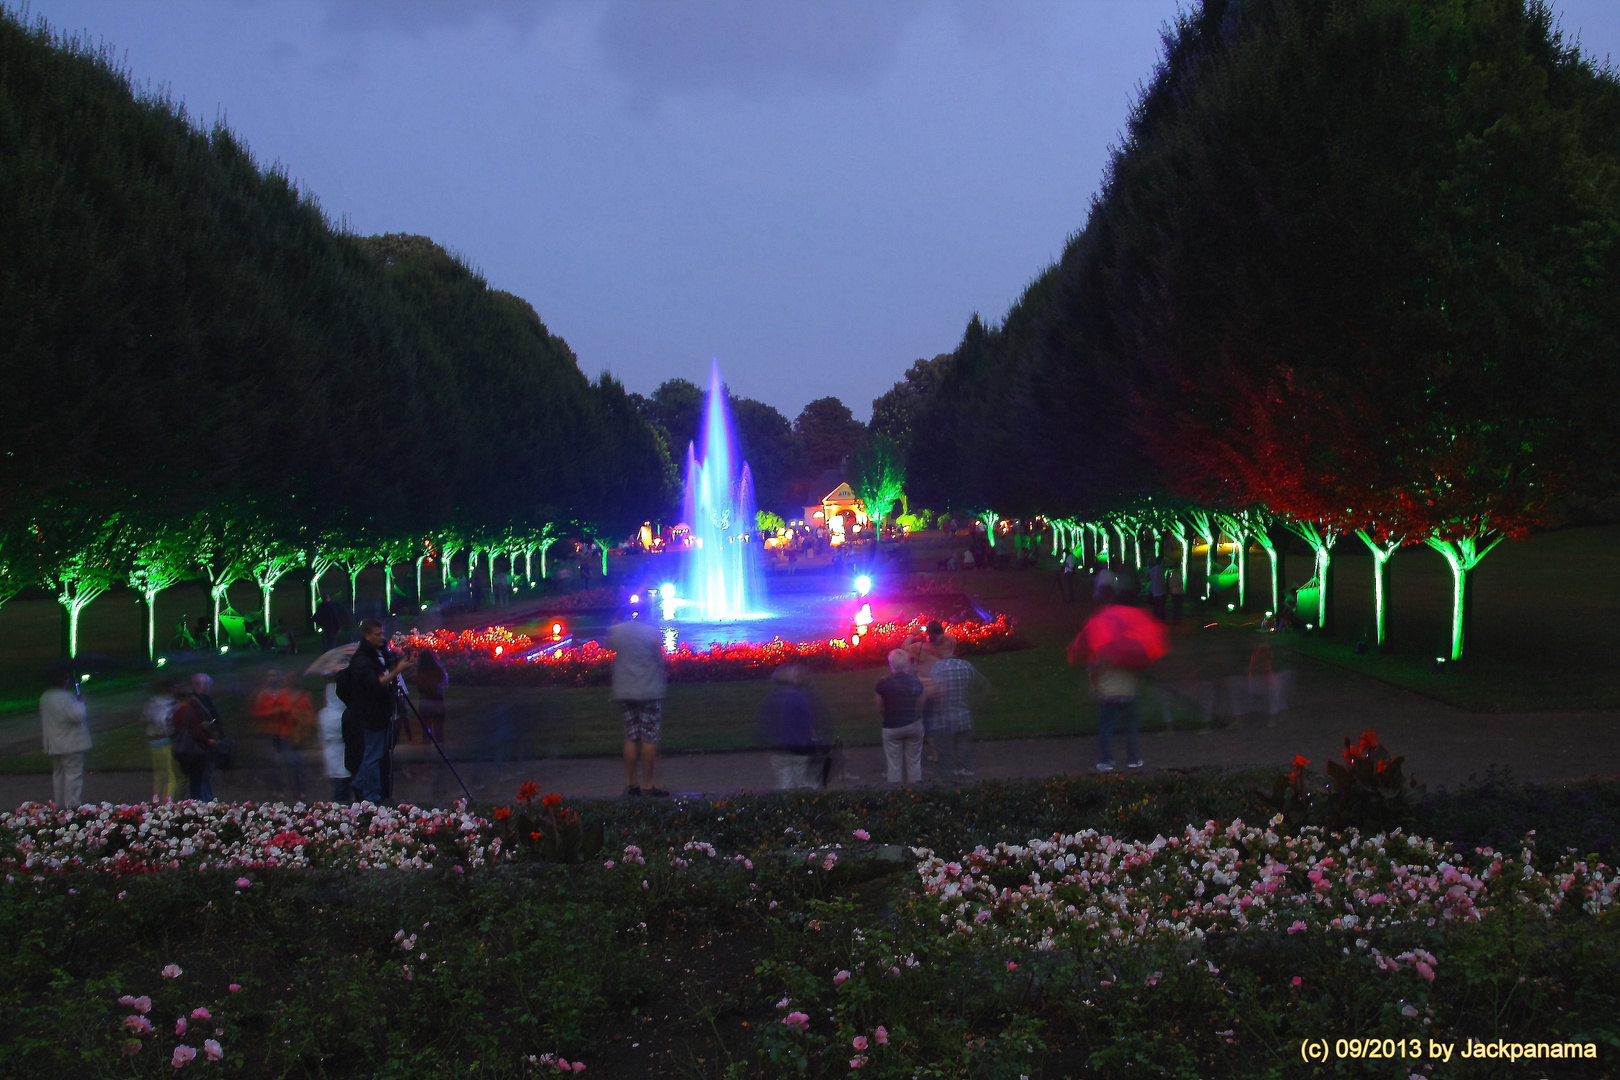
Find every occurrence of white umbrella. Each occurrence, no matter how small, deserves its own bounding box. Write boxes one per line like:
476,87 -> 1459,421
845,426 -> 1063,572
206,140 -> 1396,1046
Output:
305,642 -> 359,676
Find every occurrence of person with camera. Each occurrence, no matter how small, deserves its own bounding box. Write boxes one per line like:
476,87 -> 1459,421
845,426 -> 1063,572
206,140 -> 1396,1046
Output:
346,618 -> 415,805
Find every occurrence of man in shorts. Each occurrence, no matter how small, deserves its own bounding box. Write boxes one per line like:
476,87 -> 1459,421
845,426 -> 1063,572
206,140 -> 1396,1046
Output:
610,607 -> 669,797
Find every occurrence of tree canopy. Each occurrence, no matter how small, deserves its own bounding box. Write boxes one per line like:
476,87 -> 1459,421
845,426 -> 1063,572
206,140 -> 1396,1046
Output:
904,0 -> 1620,528
1,10 -> 670,561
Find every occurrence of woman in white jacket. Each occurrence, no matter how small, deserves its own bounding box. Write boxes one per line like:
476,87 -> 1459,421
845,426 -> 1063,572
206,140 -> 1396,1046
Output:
318,682 -> 351,802
40,670 -> 92,807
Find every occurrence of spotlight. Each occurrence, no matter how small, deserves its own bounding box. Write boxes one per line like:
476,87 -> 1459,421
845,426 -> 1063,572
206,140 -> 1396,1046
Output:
855,574 -> 872,597
1432,656 -> 1447,675
79,673 -> 90,682
156,657 -> 168,667
659,583 -> 676,601
630,593 -> 640,604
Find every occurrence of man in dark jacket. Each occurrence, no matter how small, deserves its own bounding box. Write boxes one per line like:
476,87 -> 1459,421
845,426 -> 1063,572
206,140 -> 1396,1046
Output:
346,619 -> 414,804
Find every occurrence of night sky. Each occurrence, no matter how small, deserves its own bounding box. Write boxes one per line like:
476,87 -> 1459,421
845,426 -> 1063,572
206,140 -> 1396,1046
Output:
21,0 -> 1620,420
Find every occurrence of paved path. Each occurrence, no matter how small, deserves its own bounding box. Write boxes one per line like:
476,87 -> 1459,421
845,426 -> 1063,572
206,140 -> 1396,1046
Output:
5,645 -> 1616,810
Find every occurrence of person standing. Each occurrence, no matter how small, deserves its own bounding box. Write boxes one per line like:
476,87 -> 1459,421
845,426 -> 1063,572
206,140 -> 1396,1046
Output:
874,650 -> 925,784
411,648 -> 449,745
1149,555 -> 1168,621
40,670 -> 91,807
251,669 -> 307,802
610,609 -> 668,797
757,663 -> 829,789
313,595 -> 343,650
141,677 -> 179,803
317,681 -> 351,802
924,638 -> 989,780
1168,563 -> 1185,624
1092,562 -> 1117,605
170,680 -> 220,800
345,619 -> 414,805
1060,550 -> 1077,602
1089,657 -> 1143,773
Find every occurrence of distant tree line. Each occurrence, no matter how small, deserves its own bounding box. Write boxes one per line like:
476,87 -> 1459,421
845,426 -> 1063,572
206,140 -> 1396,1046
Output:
0,11 -> 672,654
862,0 -> 1620,660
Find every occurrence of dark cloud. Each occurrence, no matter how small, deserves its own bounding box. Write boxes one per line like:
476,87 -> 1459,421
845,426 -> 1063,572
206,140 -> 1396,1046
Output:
596,0 -> 926,103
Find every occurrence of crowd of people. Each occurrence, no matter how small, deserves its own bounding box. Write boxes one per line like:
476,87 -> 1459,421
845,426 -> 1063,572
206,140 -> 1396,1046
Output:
38,529 -> 1285,807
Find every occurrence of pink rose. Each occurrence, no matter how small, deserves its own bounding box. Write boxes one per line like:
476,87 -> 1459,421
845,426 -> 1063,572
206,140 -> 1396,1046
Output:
203,1039 -> 223,1061
234,878 -> 251,888
852,1035 -> 868,1051
171,1044 -> 197,1068
190,1007 -> 212,1020
1287,920 -> 1308,935
833,970 -> 851,985
176,1018 -> 187,1036
1415,961 -> 1435,982
1290,976 -> 1303,987
161,964 -> 183,979
852,829 -> 870,840
875,1026 -> 888,1045
122,1039 -> 143,1056
1006,961 -> 1018,971
783,1011 -> 810,1031
119,995 -> 153,1014
227,984 -> 241,993
849,1055 -> 867,1069
124,1015 -> 153,1034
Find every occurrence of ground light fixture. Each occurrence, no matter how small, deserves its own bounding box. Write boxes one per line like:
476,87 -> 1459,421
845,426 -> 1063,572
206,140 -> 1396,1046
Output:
855,574 -> 872,597
1432,656 -> 1448,674
79,673 -> 90,683
155,657 -> 167,667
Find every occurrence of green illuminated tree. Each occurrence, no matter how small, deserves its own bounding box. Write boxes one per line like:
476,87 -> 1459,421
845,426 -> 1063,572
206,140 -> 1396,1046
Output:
756,510 -> 785,533
335,544 -> 370,615
851,433 -> 906,537
242,525 -> 306,631
39,512 -> 126,659
307,534 -> 343,620
436,528 -> 466,589
193,515 -> 252,643
127,518 -> 195,663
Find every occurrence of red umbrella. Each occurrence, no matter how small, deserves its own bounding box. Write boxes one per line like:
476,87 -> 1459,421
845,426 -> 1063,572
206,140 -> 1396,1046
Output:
1067,604 -> 1170,670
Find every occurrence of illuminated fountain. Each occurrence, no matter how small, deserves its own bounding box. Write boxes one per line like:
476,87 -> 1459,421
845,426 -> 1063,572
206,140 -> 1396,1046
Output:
674,359 -> 765,621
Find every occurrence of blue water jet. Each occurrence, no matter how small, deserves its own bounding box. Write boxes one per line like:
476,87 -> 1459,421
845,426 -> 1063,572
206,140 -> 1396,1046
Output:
679,359 -> 765,620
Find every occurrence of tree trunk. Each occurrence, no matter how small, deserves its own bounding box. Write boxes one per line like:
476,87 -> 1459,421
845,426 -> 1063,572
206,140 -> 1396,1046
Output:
1234,534 -> 1248,610
1320,548 -> 1336,634
1274,539 -> 1287,611
143,593 -> 157,663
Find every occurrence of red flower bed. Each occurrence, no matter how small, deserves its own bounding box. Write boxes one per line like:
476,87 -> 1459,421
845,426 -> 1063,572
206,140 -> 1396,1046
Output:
403,613 -> 1025,687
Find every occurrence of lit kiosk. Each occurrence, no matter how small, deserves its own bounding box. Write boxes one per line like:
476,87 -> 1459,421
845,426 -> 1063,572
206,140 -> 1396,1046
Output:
804,483 -> 869,545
